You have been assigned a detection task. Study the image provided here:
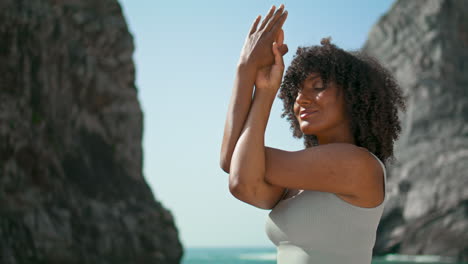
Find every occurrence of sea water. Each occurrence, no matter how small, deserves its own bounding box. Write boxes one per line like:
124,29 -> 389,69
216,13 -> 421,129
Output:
182,247 -> 277,264
181,247 -> 466,264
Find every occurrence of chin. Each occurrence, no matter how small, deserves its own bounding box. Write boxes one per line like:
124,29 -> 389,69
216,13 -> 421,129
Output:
301,123 -> 333,138
299,126 -> 318,136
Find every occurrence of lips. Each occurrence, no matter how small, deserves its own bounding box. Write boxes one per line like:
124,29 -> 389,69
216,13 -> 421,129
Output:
299,109 -> 318,119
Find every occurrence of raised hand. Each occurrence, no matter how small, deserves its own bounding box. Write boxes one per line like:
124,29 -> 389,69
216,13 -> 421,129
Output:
255,28 -> 286,91
238,4 -> 288,70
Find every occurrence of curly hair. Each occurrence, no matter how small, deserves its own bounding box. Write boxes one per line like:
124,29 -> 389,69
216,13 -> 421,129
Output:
278,37 -> 406,163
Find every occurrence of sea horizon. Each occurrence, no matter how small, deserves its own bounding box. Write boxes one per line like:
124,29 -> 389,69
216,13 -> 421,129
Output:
181,246 -> 467,264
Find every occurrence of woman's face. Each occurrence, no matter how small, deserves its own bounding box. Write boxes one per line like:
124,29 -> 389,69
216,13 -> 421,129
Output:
293,73 -> 349,136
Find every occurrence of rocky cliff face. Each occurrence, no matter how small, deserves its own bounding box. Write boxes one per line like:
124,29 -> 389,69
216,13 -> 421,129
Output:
363,0 -> 468,261
0,0 -> 183,263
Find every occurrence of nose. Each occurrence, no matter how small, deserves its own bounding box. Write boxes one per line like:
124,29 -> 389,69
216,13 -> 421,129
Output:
295,91 -> 313,106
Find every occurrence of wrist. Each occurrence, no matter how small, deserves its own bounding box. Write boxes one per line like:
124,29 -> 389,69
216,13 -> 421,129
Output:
237,59 -> 256,71
236,62 -> 257,80
255,79 -> 282,91
255,80 -> 282,93
237,56 -> 257,72
255,87 -> 278,99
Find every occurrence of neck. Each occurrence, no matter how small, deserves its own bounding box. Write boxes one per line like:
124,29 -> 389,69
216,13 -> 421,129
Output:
315,122 -> 355,146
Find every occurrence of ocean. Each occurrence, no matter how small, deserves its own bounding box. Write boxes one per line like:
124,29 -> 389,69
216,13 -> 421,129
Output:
181,247 -> 466,264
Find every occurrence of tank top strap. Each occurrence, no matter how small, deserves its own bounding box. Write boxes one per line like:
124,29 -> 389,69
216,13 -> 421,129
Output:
365,150 -> 387,181
357,147 -> 386,178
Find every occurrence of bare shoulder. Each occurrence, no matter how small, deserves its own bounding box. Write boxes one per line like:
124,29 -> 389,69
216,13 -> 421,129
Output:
264,143 -> 383,199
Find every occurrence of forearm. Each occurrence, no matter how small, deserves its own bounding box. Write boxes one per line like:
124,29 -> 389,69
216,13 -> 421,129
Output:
229,88 -> 277,196
220,63 -> 257,173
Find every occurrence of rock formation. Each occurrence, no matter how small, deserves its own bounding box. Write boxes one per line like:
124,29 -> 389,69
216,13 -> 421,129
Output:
0,0 -> 183,263
363,0 -> 468,261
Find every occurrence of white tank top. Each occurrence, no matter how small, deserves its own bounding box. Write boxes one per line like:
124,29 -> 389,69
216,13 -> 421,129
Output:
264,151 -> 387,264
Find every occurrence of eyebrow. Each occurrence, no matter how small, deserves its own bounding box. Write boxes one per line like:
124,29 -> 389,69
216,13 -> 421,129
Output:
305,75 -> 321,82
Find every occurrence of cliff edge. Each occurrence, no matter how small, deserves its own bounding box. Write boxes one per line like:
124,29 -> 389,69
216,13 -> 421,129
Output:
363,0 -> 468,261
0,0 -> 183,263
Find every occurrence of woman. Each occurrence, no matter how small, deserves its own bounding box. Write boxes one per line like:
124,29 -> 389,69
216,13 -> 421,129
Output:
220,4 -> 405,264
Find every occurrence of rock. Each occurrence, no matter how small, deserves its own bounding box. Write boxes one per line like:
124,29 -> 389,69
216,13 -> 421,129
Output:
0,0 -> 183,263
363,0 -> 468,261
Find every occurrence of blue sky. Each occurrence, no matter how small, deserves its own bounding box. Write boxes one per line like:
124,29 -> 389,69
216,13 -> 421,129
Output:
119,0 -> 394,248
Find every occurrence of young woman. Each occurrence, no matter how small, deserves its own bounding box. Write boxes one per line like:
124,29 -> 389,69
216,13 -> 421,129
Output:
220,4 -> 405,263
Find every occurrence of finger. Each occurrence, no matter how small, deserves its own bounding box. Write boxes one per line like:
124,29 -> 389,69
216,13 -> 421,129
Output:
272,42 -> 284,67
258,5 -> 276,31
265,4 -> 285,32
249,15 -> 261,35
276,29 -> 284,46
269,10 -> 288,34
279,43 -> 289,56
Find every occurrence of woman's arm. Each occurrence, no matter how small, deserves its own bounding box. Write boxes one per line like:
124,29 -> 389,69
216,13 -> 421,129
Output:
230,88 -> 286,209
229,13 -> 289,209
219,64 -> 256,173
219,5 -> 287,173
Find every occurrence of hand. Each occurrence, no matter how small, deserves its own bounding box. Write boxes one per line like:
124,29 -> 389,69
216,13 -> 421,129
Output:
254,29 -> 286,91
238,4 -> 288,70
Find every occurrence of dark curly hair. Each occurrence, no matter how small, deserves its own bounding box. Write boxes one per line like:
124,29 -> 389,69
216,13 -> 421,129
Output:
278,37 -> 406,163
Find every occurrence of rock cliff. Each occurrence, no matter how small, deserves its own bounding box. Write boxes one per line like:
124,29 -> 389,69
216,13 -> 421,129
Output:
0,0 -> 183,263
363,0 -> 468,261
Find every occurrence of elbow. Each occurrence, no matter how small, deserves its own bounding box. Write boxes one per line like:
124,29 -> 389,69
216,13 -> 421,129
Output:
228,176 -> 243,198
220,159 -> 230,173
219,149 -> 231,173
228,177 -> 274,210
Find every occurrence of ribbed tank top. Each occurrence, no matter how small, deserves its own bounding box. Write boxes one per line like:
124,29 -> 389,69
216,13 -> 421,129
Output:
265,151 -> 387,264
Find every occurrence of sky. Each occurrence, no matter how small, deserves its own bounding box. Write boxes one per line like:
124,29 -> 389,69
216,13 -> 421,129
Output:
118,0 -> 394,248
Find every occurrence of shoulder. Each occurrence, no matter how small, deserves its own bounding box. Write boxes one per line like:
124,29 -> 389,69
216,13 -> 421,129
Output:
268,143 -> 380,176
303,143 -> 382,184
264,143 -> 382,198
